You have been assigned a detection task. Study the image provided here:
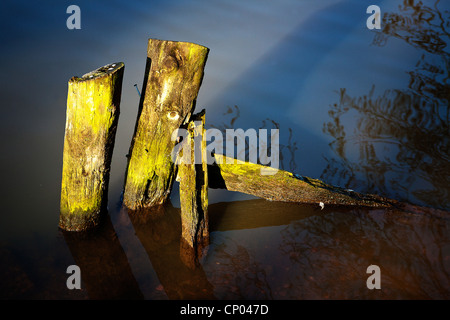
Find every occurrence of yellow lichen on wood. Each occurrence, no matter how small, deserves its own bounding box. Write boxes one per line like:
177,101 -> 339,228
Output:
123,39 -> 209,211
60,62 -> 124,231
209,154 -> 397,208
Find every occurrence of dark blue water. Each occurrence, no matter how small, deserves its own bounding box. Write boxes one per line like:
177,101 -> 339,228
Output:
0,0 -> 448,299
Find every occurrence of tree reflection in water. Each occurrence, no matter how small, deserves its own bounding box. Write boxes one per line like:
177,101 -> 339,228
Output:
279,204 -> 450,299
204,239 -> 273,299
321,0 -> 450,210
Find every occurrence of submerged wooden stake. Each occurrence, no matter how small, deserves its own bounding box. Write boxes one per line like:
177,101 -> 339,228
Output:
123,38 -> 209,210
59,62 -> 124,231
178,110 -> 209,249
208,154 -> 398,208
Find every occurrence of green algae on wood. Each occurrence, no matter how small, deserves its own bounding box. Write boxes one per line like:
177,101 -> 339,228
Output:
208,154 -> 397,208
178,110 -> 209,250
60,62 -> 124,231
123,38 -> 209,210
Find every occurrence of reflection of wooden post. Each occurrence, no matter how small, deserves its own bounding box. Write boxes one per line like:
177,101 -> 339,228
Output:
123,39 -> 209,211
59,63 -> 124,231
62,216 -> 144,299
127,204 -> 215,299
178,110 -> 209,250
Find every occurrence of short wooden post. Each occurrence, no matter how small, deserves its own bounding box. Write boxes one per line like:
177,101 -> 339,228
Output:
59,62 -> 124,231
178,110 -> 209,250
123,38 -> 209,210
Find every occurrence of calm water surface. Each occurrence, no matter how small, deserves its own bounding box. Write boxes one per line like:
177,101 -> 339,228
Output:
0,0 -> 449,299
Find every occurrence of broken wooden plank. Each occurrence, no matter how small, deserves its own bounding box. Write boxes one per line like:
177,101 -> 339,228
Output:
178,110 -> 209,249
59,62 -> 124,231
123,38 -> 209,210
208,154 -> 398,208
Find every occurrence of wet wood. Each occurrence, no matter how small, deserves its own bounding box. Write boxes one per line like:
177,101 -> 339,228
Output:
123,38 -> 209,210
208,154 -> 398,208
178,110 -> 209,249
60,62 -> 124,231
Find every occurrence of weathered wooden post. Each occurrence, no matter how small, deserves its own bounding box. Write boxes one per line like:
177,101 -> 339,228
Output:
178,110 -> 209,250
59,62 -> 124,231
123,38 -> 209,210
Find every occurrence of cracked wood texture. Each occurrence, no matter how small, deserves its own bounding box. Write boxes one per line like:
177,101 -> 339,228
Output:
123,39 -> 209,211
60,62 -> 124,231
208,154 -> 398,208
178,110 -> 209,250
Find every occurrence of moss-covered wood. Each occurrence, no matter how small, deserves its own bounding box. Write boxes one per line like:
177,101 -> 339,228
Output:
208,154 -> 398,208
178,110 -> 209,249
60,62 -> 124,231
123,39 -> 209,210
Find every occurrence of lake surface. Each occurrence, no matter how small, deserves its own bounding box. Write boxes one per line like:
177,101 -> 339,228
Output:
0,0 -> 449,299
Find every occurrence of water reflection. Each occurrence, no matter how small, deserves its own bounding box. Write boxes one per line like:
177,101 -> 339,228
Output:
321,0 -> 450,210
202,200 -> 450,299
279,203 -> 450,299
204,200 -> 319,299
62,213 -> 144,299
1,198 -> 447,299
126,204 -> 215,299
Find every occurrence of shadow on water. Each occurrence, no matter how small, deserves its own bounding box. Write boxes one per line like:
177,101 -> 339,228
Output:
321,0 -> 450,210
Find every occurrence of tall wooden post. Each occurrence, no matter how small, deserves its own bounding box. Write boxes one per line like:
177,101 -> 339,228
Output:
123,39 -> 209,211
178,110 -> 209,250
59,62 -> 124,231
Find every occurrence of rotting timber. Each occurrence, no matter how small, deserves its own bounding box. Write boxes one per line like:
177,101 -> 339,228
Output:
123,39 -> 209,211
178,110 -> 209,251
59,62 -> 124,231
208,154 -> 397,208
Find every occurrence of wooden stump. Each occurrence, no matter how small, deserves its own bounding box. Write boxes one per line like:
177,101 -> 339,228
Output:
178,110 -> 209,250
123,38 -> 209,210
59,62 -> 124,231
